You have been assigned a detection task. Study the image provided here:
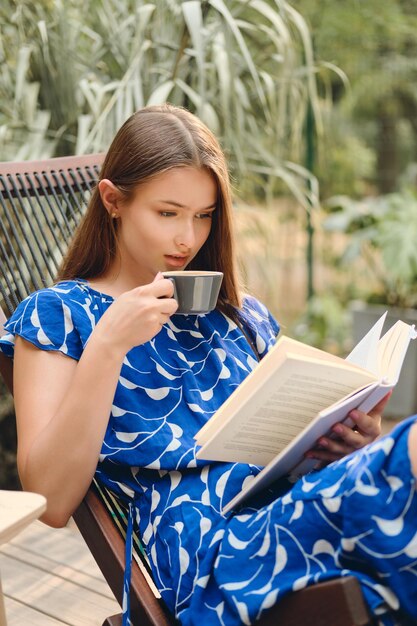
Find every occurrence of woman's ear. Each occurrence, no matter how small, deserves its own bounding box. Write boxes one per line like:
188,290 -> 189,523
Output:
98,179 -> 123,217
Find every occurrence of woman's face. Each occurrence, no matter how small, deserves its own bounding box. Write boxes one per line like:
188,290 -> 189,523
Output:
114,166 -> 217,285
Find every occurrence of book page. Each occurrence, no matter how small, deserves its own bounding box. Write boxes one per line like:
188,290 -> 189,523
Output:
345,311 -> 387,372
377,320 -> 417,382
196,334 -> 374,446
196,354 -> 377,467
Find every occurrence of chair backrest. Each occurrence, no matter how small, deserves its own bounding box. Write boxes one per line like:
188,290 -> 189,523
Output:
0,154 -> 104,316
0,155 -> 372,626
0,154 -> 175,626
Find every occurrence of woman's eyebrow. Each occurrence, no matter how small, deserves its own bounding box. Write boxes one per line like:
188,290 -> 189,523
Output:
157,199 -> 217,210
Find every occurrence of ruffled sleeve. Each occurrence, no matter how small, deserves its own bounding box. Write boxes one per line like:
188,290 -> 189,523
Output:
239,295 -> 280,359
0,287 -> 87,361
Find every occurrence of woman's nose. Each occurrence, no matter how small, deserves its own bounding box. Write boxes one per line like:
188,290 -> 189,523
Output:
174,222 -> 195,249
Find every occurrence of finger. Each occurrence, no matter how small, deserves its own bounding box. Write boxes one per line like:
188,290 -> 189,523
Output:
368,391 -> 392,416
137,278 -> 175,298
329,421 -> 373,449
345,409 -> 381,439
152,271 -> 164,283
305,448 -> 351,463
157,298 -> 178,316
316,433 -> 363,454
155,289 -> 178,314
155,278 -> 175,298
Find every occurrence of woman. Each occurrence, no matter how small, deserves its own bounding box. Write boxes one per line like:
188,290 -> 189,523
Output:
1,104 -> 416,626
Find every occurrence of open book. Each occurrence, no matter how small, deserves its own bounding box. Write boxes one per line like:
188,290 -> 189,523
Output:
195,312 -> 417,514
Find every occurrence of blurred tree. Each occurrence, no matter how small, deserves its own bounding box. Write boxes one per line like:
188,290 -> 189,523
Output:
292,0 -> 417,195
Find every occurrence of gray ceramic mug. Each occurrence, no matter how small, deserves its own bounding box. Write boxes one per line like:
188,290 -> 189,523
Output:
162,271 -> 223,315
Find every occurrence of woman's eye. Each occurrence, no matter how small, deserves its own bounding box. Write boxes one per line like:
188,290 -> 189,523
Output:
196,212 -> 213,220
159,211 -> 176,217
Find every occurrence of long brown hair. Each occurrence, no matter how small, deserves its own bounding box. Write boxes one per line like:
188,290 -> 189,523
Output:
58,104 -> 243,317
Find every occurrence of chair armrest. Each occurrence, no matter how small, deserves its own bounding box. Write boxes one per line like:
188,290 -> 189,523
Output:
73,485 -> 174,626
259,576 -> 372,626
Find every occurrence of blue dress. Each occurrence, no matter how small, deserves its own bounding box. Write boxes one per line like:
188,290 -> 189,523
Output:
1,280 -> 417,626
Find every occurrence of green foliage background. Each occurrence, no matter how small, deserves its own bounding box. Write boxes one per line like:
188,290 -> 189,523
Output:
0,0 -> 323,207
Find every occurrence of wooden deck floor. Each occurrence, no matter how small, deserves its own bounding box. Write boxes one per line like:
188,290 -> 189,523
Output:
0,519 -> 119,625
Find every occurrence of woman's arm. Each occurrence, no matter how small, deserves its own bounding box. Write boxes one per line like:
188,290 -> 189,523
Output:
14,335 -> 122,527
13,278 -> 177,528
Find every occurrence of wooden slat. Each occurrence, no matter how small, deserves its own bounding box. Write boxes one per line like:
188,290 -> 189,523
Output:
0,520 -> 119,626
0,554 -> 118,626
3,596 -> 67,625
1,543 -> 111,598
4,521 -> 107,583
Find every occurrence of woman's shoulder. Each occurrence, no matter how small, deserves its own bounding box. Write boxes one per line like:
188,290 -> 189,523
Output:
242,294 -> 272,317
239,294 -> 280,357
1,280 -> 101,360
36,279 -> 95,300
241,294 -> 279,330
12,279 -> 103,312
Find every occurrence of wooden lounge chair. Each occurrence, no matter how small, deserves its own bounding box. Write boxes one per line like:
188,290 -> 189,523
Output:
0,155 -> 373,626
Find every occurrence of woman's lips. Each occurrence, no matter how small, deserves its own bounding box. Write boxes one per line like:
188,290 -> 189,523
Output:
164,255 -> 189,268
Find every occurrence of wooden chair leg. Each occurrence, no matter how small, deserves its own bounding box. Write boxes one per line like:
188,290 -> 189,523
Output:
102,614 -> 122,626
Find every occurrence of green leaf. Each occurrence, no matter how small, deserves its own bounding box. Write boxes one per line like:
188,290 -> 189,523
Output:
15,46 -> 32,106
175,79 -> 220,133
182,1 -> 204,72
209,0 -> 267,108
146,80 -> 175,106
249,0 -> 291,45
75,114 -> 93,154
